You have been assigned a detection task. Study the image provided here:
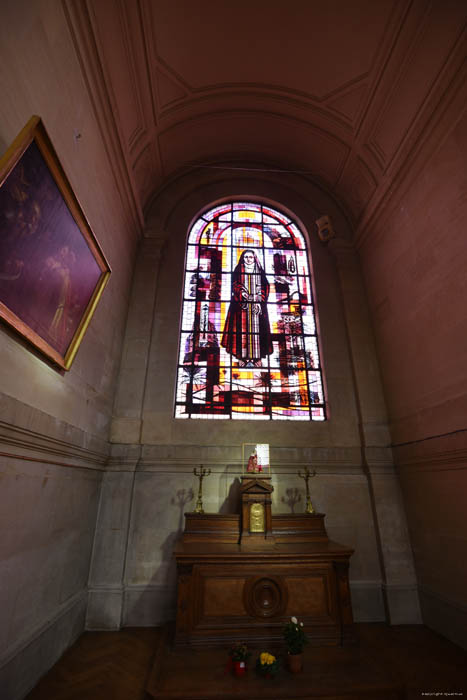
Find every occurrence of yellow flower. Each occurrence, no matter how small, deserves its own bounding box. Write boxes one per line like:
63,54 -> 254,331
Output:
260,652 -> 276,665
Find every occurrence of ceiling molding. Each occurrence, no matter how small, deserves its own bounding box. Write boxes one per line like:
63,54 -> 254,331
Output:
81,0 -> 466,232
154,87 -> 359,136
355,31 -> 467,249
155,108 -> 351,195
63,0 -> 144,233
115,0 -> 147,154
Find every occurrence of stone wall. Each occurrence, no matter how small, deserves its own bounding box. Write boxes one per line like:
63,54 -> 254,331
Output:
359,111 -> 467,649
0,2 -> 139,697
92,170 -> 420,631
0,397 -> 107,699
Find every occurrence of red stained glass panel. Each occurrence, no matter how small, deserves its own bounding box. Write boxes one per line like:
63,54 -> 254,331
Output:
175,202 -> 326,420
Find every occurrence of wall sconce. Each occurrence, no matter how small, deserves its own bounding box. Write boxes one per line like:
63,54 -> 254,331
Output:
315,215 -> 336,243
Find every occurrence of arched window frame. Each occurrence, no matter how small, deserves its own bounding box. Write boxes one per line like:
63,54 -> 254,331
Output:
175,201 -> 326,421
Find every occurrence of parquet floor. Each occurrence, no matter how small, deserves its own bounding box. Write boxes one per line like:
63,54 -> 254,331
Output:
25,624 -> 467,700
26,628 -> 161,700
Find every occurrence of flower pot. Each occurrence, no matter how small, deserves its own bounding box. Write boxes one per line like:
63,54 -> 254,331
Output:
287,652 -> 303,673
233,660 -> 246,676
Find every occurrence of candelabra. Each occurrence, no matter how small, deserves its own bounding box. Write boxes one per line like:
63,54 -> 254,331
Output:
193,465 -> 211,514
298,465 -> 316,514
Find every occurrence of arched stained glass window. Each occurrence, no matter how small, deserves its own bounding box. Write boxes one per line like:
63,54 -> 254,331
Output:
175,202 -> 326,421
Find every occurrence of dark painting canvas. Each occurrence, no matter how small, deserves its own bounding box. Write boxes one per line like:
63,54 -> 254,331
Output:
0,117 -> 110,368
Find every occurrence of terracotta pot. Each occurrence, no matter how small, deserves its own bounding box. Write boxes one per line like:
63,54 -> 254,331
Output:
287,652 -> 303,673
233,660 -> 246,676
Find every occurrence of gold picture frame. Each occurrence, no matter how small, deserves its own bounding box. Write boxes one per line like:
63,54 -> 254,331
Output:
0,116 -> 110,369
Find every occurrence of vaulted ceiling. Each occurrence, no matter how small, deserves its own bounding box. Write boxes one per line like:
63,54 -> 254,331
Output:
65,0 -> 466,243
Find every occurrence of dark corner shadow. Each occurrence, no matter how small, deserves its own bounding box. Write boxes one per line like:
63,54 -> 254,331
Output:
219,473 -> 241,514
124,488 -> 194,626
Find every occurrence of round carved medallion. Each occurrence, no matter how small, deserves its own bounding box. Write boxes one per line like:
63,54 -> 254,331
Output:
243,576 -> 287,618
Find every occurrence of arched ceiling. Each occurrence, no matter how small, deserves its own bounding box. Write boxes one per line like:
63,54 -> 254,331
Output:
65,0 -> 466,242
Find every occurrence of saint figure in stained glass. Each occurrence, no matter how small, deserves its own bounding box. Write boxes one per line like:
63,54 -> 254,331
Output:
221,249 -> 273,367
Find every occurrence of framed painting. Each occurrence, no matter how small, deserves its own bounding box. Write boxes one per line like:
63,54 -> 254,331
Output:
0,116 -> 110,369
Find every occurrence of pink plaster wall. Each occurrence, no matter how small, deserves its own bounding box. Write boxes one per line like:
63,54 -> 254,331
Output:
0,2 -> 141,695
360,112 -> 467,645
362,113 -> 467,444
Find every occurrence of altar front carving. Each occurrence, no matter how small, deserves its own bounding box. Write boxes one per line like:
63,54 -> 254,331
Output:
174,478 -> 355,647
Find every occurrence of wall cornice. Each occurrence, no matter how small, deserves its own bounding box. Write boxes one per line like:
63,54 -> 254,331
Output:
393,427 -> 467,473
0,395 -> 109,470
395,447 -> 467,473
107,442 -> 366,474
0,422 -> 107,471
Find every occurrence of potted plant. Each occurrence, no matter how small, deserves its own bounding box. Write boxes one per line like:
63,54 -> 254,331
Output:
229,642 -> 251,676
256,651 -> 280,678
283,616 -> 308,672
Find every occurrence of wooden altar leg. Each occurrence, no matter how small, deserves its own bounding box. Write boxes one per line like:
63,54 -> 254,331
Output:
334,561 -> 356,645
175,564 -> 192,644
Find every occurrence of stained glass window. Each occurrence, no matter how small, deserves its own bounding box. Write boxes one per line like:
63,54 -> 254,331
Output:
175,202 -> 326,420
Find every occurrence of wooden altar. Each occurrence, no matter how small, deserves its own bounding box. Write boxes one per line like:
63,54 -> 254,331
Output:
174,480 -> 355,647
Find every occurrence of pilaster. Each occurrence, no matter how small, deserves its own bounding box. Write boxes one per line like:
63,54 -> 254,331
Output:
110,236 -> 164,444
86,444 -> 141,629
327,236 -> 421,624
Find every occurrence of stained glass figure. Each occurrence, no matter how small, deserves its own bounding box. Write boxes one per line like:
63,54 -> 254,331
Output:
221,249 -> 273,368
175,202 -> 326,420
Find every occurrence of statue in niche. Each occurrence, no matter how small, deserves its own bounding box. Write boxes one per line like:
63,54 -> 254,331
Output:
247,451 -> 259,473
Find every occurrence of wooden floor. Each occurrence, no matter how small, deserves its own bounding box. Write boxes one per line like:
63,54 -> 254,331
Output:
26,624 -> 467,700
26,628 -> 161,700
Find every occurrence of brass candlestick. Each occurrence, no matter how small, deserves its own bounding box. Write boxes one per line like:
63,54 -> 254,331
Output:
298,466 -> 316,514
193,465 -> 211,514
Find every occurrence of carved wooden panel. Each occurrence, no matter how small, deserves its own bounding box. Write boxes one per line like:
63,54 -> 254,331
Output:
174,513 -> 354,646
285,571 -> 334,619
202,577 -> 246,617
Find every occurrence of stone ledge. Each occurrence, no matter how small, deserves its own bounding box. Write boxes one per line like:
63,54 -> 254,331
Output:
382,583 -> 422,624
0,589 -> 87,670
86,587 -> 124,630
106,442 -> 366,473
0,395 -> 109,470
0,394 -> 108,453
0,591 -> 86,700
0,425 -> 108,470
419,585 -> 467,650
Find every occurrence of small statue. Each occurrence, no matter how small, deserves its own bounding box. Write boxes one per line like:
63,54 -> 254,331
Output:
247,451 -> 262,473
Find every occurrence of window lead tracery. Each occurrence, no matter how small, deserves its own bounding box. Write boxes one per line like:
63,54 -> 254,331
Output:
175,202 -> 326,420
